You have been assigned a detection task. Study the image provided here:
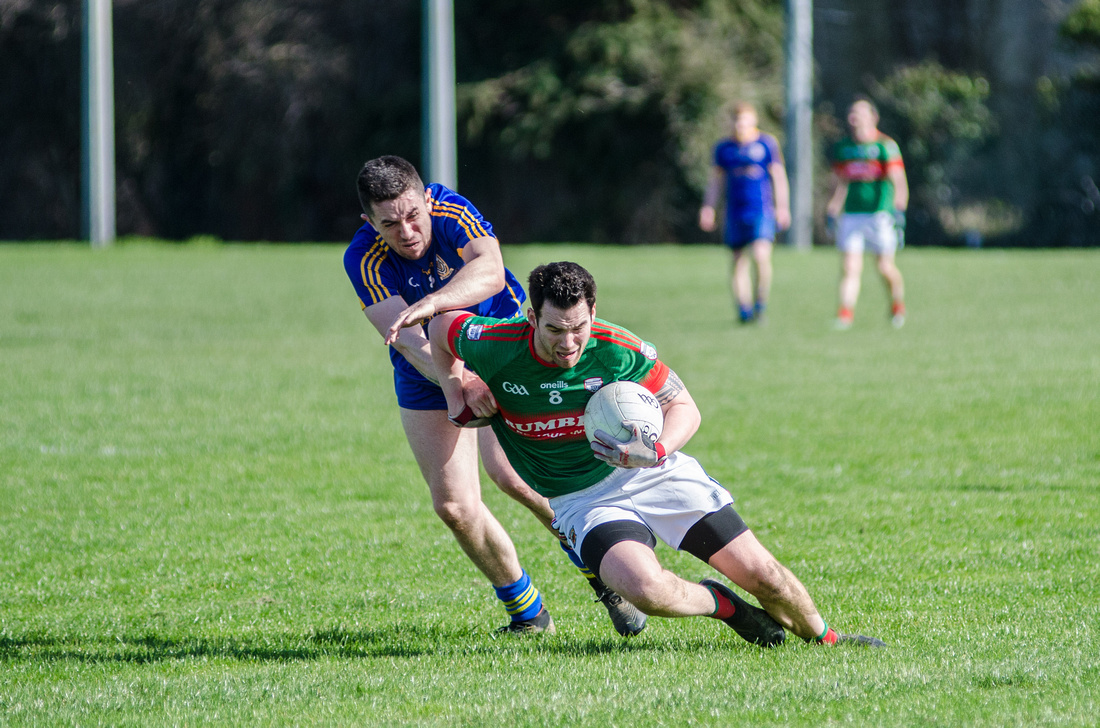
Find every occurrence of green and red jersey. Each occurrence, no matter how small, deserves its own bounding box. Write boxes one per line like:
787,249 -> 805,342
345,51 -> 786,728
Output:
831,133 -> 904,213
446,313 -> 670,497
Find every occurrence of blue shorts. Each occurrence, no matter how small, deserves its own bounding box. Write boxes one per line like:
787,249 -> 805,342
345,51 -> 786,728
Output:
724,216 -> 776,249
394,370 -> 448,410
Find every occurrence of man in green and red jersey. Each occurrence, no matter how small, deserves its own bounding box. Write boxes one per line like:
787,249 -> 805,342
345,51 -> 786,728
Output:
428,261 -> 885,648
826,97 -> 909,329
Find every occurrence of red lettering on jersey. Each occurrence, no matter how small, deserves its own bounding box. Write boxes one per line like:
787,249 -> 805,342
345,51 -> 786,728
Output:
500,408 -> 586,440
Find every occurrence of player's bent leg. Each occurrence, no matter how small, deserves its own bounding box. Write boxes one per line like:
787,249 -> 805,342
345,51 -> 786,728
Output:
400,407 -> 523,588
478,426 -> 556,532
707,529 -> 825,641
597,539 -> 715,618
481,427 -> 646,636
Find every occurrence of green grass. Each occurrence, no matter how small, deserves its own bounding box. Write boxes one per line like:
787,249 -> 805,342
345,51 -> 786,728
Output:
1,241 -> 1097,726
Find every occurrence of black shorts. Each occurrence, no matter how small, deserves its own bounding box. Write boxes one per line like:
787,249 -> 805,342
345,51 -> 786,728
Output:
580,504 -> 749,576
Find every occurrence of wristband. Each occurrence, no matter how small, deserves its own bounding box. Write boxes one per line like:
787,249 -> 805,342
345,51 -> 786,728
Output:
447,405 -> 493,428
653,442 -> 667,467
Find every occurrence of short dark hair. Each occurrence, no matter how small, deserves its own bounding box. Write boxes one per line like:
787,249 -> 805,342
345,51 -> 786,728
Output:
357,155 -> 424,216
527,262 -> 597,318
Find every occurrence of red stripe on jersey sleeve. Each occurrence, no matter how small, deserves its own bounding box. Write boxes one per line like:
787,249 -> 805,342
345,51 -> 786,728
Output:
447,312 -> 475,357
479,321 -> 528,341
590,322 -> 644,351
637,359 -> 670,394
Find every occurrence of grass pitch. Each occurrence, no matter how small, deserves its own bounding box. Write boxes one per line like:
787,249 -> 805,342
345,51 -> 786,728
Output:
1,241 -> 1097,726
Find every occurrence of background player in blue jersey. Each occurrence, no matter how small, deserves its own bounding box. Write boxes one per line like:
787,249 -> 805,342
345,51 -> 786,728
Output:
699,103 -> 791,324
342,156 -> 644,636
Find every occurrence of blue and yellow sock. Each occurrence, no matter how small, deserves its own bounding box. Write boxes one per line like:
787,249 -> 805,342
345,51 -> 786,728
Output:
560,541 -> 606,595
494,569 -> 543,623
560,541 -> 594,579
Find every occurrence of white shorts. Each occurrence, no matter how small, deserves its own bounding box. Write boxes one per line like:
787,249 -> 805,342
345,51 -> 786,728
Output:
837,211 -> 898,256
549,451 -> 734,560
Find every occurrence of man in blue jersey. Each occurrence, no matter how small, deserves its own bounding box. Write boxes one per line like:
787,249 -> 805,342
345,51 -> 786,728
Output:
429,261 -> 885,648
343,156 -> 644,636
699,103 -> 791,324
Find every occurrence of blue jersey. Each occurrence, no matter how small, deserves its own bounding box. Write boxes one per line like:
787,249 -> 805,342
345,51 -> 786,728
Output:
343,183 -> 527,391
713,133 -> 782,223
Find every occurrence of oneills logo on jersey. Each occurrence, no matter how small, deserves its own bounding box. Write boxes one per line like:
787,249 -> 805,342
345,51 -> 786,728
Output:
434,255 -> 454,280
641,343 -> 657,360
584,377 -> 603,392
467,324 -> 483,341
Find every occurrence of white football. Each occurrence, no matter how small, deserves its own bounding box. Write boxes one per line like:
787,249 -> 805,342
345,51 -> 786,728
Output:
583,380 -> 663,447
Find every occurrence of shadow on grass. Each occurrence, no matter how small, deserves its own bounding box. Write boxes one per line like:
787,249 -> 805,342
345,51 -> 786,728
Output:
0,625 -> 738,664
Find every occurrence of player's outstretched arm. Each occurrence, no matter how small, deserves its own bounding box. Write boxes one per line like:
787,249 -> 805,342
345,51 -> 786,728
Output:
364,296 -> 438,384
384,236 -> 506,345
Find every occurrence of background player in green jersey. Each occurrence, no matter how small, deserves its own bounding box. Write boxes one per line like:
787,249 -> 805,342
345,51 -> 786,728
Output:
826,97 -> 909,329
429,261 -> 884,647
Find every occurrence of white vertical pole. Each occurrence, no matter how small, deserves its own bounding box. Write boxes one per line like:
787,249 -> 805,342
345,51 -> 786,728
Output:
83,0 -> 116,247
784,0 -> 813,250
422,0 -> 457,189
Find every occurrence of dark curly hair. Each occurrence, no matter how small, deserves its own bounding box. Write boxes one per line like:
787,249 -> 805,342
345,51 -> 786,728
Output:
357,155 -> 424,216
527,262 -> 597,318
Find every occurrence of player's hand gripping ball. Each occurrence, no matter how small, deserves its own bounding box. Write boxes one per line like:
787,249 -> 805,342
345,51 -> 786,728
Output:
584,381 -> 664,468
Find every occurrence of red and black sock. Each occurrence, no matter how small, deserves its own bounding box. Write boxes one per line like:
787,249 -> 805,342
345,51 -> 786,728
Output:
815,623 -> 839,645
705,585 -> 736,620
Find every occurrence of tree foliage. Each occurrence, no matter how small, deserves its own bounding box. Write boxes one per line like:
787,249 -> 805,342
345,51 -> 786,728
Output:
457,0 -> 785,243
2,0 -> 1097,245
867,61 -> 998,241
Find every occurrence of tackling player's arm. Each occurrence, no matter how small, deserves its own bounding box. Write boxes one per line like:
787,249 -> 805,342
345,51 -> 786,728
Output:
427,311 -> 499,424
384,235 -> 506,345
364,296 -> 439,383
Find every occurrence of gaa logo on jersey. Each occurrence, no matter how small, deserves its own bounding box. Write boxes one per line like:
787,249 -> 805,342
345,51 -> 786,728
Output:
467,324 -> 483,341
749,141 -> 766,162
435,255 -> 454,280
584,377 -> 603,392
641,343 -> 657,361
